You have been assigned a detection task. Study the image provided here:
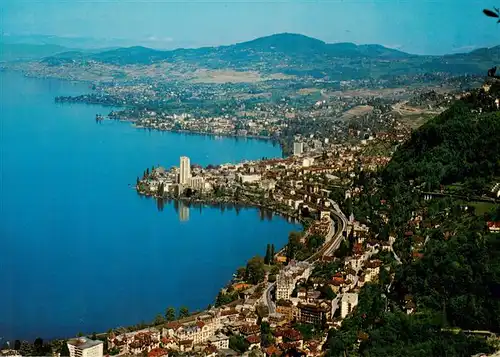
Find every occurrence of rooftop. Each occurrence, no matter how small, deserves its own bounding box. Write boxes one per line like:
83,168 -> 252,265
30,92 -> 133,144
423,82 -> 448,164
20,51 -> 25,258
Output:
67,338 -> 103,350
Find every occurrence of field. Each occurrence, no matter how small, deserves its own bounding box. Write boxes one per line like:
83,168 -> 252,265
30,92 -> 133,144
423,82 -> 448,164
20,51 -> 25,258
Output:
341,105 -> 374,120
189,69 -> 293,83
398,113 -> 437,129
462,201 -> 499,216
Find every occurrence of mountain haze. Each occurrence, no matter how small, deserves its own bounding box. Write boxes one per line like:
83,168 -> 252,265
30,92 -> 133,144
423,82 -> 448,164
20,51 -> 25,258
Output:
12,33 -> 500,80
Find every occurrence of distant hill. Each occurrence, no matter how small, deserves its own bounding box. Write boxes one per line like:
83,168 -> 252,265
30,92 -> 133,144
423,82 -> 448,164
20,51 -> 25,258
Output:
36,33 -> 500,79
0,43 -> 69,62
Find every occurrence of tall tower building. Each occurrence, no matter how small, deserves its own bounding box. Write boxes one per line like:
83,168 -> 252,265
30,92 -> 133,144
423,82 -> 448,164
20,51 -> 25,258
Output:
293,142 -> 304,156
179,156 -> 191,185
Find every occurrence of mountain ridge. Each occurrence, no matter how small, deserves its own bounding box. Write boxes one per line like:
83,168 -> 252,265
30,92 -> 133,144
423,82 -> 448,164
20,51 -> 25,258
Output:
17,32 -> 500,79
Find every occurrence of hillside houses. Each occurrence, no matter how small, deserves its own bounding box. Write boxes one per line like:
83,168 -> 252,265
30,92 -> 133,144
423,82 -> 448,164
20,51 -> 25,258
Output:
276,261 -> 312,301
108,328 -> 161,355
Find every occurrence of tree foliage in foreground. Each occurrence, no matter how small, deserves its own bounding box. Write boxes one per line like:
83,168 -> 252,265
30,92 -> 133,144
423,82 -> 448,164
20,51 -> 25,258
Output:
324,284 -> 494,357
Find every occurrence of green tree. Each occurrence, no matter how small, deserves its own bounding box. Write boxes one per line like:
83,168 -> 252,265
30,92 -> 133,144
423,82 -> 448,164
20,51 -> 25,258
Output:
60,342 -> 70,357
215,290 -> 239,307
165,307 -> 176,322
154,313 -> 165,325
246,256 -> 266,284
236,267 -> 247,280
270,244 -> 275,261
229,335 -> 249,353
286,231 -> 302,261
33,338 -> 43,355
264,243 -> 272,265
260,321 -> 271,335
178,306 -> 189,319
14,340 -> 21,350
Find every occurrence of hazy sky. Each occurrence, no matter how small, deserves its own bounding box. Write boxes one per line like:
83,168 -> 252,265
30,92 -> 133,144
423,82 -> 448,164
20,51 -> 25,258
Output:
1,0 -> 499,55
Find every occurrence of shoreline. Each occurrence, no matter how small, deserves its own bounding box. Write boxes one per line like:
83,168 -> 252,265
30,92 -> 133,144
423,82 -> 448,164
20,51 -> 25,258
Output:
139,189 -> 307,225
131,123 -> 284,151
3,68 -> 292,155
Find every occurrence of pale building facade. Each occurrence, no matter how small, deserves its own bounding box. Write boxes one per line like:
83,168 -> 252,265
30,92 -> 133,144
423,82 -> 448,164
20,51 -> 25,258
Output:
67,338 -> 103,357
341,293 -> 359,319
179,156 -> 191,185
294,142 -> 304,156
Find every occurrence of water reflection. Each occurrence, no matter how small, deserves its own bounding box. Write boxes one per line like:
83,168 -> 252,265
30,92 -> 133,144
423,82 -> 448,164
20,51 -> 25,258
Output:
179,202 -> 190,222
154,197 -> 299,225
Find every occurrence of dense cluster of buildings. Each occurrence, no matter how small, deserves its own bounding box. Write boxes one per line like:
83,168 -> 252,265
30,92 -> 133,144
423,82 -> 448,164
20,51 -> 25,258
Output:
138,133 -> 397,221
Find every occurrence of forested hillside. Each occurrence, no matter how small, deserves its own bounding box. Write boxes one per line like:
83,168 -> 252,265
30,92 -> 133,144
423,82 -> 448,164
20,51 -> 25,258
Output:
384,87 -> 500,193
332,83 -> 500,357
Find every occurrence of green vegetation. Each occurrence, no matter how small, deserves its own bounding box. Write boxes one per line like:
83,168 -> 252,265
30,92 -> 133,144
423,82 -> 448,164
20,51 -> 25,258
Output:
165,306 -> 176,322
229,335 -> 250,353
246,256 -> 266,284
260,322 -> 275,347
264,243 -> 275,265
285,231 -> 326,261
178,306 -> 189,319
293,323 -> 323,341
153,314 -> 165,325
215,289 -> 240,307
384,100 -> 500,194
324,284 -> 493,357
311,260 -> 341,280
39,33 -> 500,79
330,84 -> 500,356
395,213 -> 500,332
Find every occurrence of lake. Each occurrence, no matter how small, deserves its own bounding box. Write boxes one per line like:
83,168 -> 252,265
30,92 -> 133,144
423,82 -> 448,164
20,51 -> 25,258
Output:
0,72 -> 298,341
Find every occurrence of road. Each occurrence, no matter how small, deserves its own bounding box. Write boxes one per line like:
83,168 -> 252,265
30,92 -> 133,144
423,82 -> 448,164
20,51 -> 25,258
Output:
265,199 -> 348,313
306,200 -> 348,262
262,282 -> 276,314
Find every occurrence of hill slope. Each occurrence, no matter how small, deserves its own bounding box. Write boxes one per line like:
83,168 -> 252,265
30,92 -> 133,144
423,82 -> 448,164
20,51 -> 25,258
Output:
384,86 -> 500,192
331,84 -> 500,357
35,32 -> 500,79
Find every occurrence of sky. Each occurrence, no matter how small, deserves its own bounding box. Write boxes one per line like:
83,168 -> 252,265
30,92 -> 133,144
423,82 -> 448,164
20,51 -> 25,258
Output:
1,0 -> 499,55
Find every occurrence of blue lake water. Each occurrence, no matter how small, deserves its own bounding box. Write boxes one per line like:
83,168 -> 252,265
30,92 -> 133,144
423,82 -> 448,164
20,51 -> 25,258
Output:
0,72 -> 298,341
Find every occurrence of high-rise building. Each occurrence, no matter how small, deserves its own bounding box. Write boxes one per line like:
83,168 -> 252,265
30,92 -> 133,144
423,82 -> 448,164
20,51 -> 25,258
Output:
67,338 -> 103,357
293,142 -> 304,156
179,156 -> 191,185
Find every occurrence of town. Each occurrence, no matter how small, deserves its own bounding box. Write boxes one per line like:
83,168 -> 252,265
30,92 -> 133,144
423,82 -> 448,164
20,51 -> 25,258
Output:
3,78 -> 500,357
2,31 -> 500,357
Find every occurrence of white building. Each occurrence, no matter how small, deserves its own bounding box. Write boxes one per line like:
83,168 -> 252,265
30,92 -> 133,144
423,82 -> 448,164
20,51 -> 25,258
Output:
179,156 -> 191,185
364,260 -> 382,283
340,293 -> 359,319
293,142 -> 304,156
238,173 -> 261,184
276,261 -> 312,300
208,333 -> 230,350
163,316 -> 219,346
67,338 -> 103,357
260,179 -> 276,191
302,157 -> 314,167
189,176 -> 205,191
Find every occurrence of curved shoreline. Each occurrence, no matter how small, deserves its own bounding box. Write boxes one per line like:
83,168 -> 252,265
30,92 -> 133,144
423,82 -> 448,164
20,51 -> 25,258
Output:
137,189 -> 307,226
